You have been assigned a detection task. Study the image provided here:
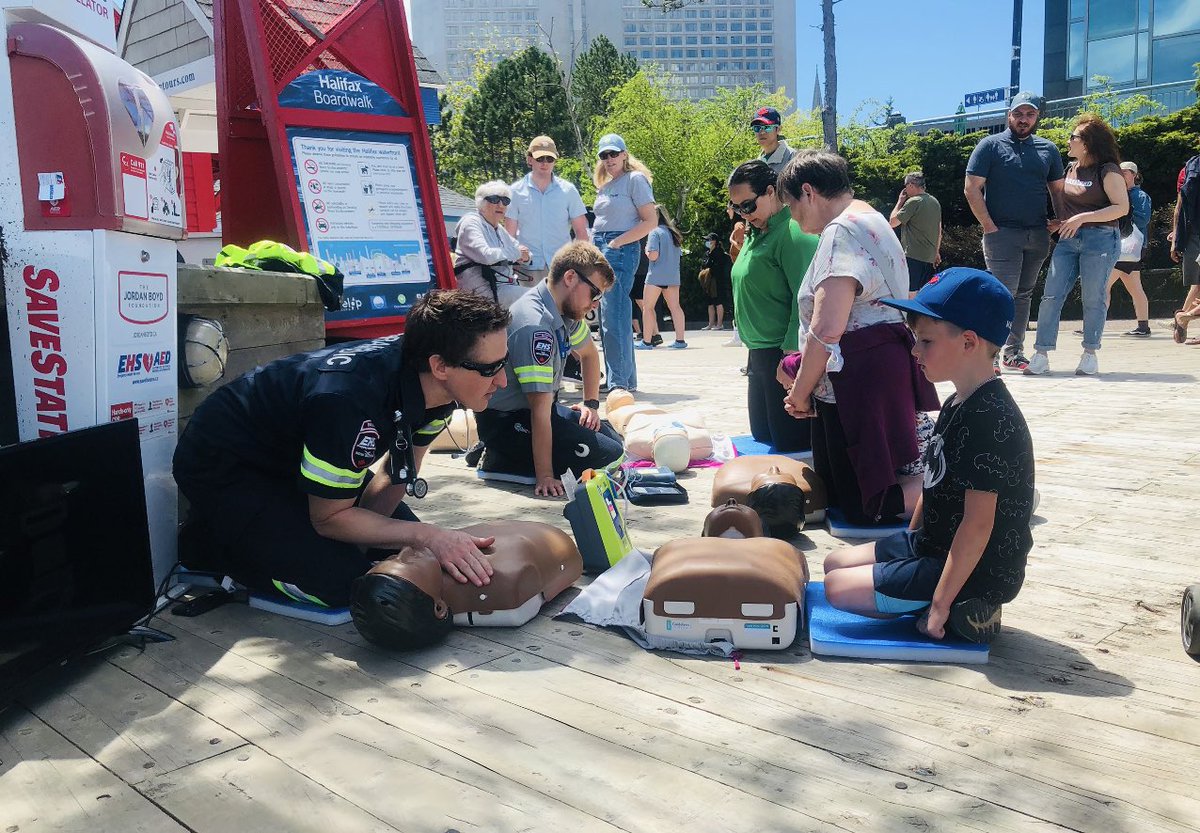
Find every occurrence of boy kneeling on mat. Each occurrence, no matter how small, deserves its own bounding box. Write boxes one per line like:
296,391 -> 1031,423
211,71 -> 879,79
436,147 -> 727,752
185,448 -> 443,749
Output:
821,268 -> 1035,643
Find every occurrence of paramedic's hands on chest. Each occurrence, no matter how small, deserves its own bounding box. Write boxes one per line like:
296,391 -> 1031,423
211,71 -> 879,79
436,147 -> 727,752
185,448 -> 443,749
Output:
306,292 -> 513,586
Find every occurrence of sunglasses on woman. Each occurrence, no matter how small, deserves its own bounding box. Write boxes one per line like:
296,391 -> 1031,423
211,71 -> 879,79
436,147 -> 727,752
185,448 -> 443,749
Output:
598,150 -> 622,160
729,194 -> 761,216
482,195 -> 511,206
458,354 -> 509,377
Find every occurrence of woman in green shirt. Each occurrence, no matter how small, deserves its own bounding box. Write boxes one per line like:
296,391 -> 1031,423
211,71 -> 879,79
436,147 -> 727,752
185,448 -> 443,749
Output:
728,160 -> 819,452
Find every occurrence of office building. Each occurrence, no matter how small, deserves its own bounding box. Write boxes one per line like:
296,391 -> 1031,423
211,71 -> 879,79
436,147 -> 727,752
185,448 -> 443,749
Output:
410,0 -> 798,105
1044,0 -> 1199,114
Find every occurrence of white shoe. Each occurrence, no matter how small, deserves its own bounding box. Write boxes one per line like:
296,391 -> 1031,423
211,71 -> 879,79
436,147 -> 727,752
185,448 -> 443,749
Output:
1024,352 -> 1050,375
1075,351 -> 1098,376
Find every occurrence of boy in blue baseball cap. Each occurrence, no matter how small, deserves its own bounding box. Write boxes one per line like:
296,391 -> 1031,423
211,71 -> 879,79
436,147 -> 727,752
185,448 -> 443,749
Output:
820,268 -> 1036,643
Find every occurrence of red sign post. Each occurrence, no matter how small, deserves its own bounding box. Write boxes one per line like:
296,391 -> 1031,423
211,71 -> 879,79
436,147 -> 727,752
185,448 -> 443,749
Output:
215,0 -> 453,337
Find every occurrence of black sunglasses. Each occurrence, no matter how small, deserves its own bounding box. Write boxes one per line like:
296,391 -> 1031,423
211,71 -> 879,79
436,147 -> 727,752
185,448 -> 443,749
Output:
458,353 -> 509,377
482,195 -> 511,206
729,194 -> 761,216
533,155 -> 557,164
576,271 -> 604,301
598,150 -> 622,160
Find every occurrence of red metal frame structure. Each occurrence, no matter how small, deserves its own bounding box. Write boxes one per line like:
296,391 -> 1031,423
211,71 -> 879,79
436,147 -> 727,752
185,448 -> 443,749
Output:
214,0 -> 453,336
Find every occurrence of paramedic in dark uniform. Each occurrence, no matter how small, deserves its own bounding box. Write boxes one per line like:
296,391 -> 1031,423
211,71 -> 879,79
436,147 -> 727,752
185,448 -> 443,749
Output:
475,241 -> 624,497
173,290 -> 512,607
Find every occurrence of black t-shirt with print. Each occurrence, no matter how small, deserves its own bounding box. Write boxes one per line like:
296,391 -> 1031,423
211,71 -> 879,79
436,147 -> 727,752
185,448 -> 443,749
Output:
915,377 -> 1035,604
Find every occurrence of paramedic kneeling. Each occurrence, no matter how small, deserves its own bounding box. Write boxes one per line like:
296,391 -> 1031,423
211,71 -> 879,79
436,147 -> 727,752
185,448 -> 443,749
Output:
173,290 -> 512,607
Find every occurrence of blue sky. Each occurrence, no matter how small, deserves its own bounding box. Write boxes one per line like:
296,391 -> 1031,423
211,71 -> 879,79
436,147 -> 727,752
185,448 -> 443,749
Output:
796,0 -> 1047,122
403,1 -> 1048,123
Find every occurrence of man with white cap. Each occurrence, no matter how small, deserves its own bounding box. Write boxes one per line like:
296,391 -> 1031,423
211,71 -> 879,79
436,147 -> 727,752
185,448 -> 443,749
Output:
506,136 -> 589,288
964,91 -> 1065,372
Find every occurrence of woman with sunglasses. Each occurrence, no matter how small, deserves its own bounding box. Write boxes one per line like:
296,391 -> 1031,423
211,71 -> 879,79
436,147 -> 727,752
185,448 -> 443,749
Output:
1026,114 -> 1128,376
592,134 -> 658,392
727,159 -> 819,453
453,180 -> 531,308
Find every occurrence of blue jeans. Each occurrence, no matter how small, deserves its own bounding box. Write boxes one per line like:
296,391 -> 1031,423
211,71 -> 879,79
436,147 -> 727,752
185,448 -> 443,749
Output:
596,233 -> 639,390
1034,226 -> 1119,353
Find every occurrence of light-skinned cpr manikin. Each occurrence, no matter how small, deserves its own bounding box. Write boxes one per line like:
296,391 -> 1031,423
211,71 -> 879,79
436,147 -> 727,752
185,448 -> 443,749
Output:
604,389 -> 711,472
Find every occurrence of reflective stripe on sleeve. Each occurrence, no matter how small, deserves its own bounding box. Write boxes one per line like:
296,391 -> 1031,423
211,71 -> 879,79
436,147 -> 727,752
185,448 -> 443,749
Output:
300,445 -> 367,489
415,418 -> 447,438
569,320 -> 589,348
513,364 -> 555,385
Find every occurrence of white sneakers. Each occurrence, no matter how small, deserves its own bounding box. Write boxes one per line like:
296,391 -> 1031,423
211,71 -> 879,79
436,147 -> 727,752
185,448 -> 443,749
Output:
1023,352 -> 1050,375
1075,351 -> 1098,376
1023,351 -> 1099,376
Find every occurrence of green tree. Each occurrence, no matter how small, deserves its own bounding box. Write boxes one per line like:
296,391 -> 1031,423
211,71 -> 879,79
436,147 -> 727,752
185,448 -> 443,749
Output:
571,35 -> 638,156
455,47 -> 576,183
1079,76 -> 1164,126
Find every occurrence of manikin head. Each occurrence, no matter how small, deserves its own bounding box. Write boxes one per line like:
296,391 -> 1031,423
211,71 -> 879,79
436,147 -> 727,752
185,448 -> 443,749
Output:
744,467 -> 808,540
351,547 -> 451,650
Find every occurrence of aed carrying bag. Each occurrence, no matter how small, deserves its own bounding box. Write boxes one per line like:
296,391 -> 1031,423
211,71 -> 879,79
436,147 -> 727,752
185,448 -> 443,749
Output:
562,468 -> 634,574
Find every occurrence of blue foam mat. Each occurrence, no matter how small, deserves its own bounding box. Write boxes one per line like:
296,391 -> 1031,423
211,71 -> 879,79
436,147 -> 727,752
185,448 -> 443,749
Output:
249,594 -> 353,626
807,581 -> 989,664
825,507 -> 908,540
730,434 -> 813,461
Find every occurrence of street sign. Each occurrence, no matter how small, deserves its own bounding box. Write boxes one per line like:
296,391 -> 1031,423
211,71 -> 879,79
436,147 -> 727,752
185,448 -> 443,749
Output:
964,87 -> 1007,107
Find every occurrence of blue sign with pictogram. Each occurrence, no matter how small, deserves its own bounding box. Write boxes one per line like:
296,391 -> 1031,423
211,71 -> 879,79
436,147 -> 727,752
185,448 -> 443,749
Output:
964,88 -> 1007,107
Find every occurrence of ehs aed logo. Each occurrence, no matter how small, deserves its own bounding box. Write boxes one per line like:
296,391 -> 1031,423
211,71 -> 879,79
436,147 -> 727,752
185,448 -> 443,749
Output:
117,351 -> 172,378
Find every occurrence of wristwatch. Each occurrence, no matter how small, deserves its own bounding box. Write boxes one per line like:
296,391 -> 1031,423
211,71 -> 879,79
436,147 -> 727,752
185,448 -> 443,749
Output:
583,398 -> 600,410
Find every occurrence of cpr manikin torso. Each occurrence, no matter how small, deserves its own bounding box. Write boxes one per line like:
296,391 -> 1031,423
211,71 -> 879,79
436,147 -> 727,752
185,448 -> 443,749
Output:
605,390 -> 712,472
351,520 -> 582,649
641,502 -> 810,650
711,455 -> 828,537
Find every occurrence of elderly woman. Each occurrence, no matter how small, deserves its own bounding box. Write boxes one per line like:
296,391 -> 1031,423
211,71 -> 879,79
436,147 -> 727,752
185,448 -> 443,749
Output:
1027,114 -> 1128,376
727,159 -> 818,452
453,180 -> 531,308
779,150 -> 939,527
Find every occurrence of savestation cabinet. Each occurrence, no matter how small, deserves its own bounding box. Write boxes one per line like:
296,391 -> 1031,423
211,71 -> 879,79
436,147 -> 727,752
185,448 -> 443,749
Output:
1,2 -> 185,584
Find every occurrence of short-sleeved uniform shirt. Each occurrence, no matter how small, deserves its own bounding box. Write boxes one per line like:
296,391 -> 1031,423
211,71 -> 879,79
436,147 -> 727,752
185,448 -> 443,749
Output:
183,336 -> 454,500
508,173 -> 587,270
592,171 -> 654,233
797,205 -> 907,402
916,377 -> 1035,604
485,281 -> 590,413
645,225 -> 682,287
894,192 -> 942,263
966,129 -> 1065,229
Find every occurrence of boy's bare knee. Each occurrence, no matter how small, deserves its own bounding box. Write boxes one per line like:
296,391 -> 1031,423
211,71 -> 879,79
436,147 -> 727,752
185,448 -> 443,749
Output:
824,546 -> 851,574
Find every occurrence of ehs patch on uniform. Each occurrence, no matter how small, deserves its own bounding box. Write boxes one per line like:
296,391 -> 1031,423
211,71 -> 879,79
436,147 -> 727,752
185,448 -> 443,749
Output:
352,420 -> 380,469
531,329 -> 554,365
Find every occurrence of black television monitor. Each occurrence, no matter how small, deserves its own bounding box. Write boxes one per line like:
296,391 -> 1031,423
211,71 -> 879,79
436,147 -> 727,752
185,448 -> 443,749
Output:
0,419 -> 157,709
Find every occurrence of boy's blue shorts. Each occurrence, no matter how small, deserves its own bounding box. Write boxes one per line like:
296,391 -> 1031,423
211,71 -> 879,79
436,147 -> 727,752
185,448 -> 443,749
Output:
871,529 -> 943,615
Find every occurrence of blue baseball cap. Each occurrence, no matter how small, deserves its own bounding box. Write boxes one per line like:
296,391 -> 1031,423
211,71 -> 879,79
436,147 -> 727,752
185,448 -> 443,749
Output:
597,134 -> 627,156
880,267 -> 1014,347
1008,91 -> 1041,112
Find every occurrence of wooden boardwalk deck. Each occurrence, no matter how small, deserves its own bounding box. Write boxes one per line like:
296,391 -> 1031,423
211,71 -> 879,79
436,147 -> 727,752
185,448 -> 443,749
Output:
3,320 -> 1197,833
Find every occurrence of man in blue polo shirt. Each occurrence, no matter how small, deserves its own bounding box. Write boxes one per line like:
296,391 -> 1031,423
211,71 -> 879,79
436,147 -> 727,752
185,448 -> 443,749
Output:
964,91 -> 1065,372
506,136 -> 590,287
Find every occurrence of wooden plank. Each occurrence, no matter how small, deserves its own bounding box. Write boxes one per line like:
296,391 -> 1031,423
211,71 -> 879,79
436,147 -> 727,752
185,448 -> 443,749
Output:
0,708 -> 187,833
138,746 -> 398,833
163,607 -> 860,833
470,616 -> 1197,832
24,657 -> 244,784
110,622 -> 627,833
